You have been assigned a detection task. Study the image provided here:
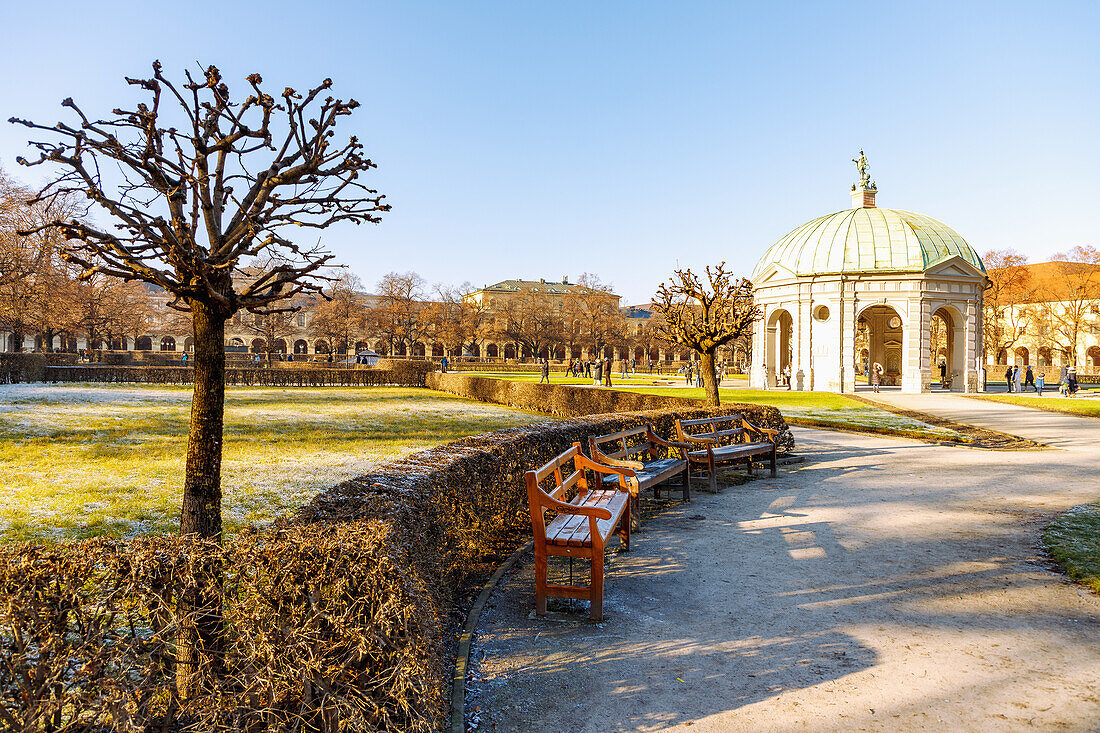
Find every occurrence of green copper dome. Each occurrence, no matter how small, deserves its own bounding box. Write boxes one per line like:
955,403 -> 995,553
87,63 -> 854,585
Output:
752,207 -> 986,281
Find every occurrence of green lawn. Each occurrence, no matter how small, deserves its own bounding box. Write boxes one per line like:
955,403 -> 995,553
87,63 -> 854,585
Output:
1044,504 -> 1100,593
0,384 -> 544,542
471,373 -> 959,440
969,393 -> 1100,419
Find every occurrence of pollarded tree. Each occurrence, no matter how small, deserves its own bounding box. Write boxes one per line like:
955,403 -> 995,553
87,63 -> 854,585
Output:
652,263 -> 759,406
10,61 -> 388,539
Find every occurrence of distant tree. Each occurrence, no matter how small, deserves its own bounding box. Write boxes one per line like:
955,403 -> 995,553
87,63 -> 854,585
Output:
570,273 -> 625,359
372,271 -> 425,355
428,283 -> 486,358
982,249 -> 1033,365
241,303 -> 300,364
11,61 -> 388,694
498,291 -> 561,360
310,273 -> 364,360
652,263 -> 759,405
1046,246 -> 1100,366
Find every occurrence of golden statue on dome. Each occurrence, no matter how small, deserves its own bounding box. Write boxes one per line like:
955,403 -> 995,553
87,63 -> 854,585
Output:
851,149 -> 875,190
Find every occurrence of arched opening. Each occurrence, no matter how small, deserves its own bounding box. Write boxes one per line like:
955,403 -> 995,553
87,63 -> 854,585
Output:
766,309 -> 793,388
521,345 -> 532,360
373,341 -> 388,356
136,336 -> 153,351
856,304 -> 904,388
1014,346 -> 1029,366
432,342 -> 444,357
1037,347 -> 1051,367
634,346 -> 645,363
160,336 -> 176,352
411,342 -> 426,357
354,341 -> 369,353
293,339 -> 309,354
469,344 -> 481,358
251,338 -> 266,354
183,337 -> 194,352
274,339 -> 288,354
995,348 -> 1008,366
1088,346 -> 1100,368
503,344 -> 516,360
486,343 -> 499,359
930,307 -> 963,390
314,340 -> 330,355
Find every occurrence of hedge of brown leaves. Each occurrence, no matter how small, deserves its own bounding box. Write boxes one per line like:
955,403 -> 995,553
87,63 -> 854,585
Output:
38,362 -> 433,388
0,371 -> 790,732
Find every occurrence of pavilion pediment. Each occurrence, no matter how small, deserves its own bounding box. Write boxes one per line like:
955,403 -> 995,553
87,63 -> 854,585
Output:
924,255 -> 986,280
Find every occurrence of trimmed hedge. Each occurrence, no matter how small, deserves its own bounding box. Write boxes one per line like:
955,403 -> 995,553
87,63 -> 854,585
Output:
0,353 -> 46,383
0,404 -> 791,731
39,361 -> 434,387
426,371 -> 793,451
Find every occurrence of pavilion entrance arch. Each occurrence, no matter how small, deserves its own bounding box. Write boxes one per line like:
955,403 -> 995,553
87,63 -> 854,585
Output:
857,304 -> 905,388
765,308 -> 793,388
930,306 -> 966,390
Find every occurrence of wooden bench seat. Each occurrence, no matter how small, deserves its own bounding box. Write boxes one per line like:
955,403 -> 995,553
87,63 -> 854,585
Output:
676,414 -> 778,493
588,425 -> 692,515
526,443 -> 631,621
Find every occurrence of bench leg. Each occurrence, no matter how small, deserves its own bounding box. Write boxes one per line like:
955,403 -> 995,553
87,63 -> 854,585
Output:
534,545 -> 548,616
620,502 -> 630,553
682,468 -> 690,502
746,456 -> 754,476
590,542 -> 605,621
770,447 -> 777,478
708,457 -> 718,494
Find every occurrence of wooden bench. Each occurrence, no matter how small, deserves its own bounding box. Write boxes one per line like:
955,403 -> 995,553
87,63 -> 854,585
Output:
525,443 -> 631,621
588,424 -> 692,517
675,414 -> 779,493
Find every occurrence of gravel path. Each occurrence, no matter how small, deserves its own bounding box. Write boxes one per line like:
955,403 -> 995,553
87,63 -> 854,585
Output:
465,424 -> 1100,732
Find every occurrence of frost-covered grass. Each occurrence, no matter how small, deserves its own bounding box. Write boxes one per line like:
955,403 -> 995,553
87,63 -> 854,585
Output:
0,384 -> 544,542
970,393 -> 1100,419
1043,504 -> 1100,594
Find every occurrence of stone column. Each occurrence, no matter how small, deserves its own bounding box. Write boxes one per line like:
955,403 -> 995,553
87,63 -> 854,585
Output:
902,295 -> 929,393
839,281 -> 857,392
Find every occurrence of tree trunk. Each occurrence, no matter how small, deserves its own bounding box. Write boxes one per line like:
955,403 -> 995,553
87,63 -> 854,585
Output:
181,301 -> 226,538
177,301 -> 227,700
700,350 -> 720,406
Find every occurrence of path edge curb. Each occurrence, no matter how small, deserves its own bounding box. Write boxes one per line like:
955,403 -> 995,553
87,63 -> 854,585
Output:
450,540 -> 533,733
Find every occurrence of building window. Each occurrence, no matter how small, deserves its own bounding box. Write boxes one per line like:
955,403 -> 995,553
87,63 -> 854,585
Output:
297,314 -> 305,327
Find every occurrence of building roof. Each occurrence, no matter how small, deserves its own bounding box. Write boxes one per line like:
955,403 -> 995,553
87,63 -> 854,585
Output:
752,206 -> 985,280
476,278 -> 618,298
988,260 -> 1100,304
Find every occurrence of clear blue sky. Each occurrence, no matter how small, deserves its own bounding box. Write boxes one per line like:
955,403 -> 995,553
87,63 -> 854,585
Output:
2,1 -> 1097,304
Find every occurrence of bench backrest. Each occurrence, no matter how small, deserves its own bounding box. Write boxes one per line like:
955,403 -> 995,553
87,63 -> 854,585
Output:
676,414 -> 746,443
588,425 -> 654,462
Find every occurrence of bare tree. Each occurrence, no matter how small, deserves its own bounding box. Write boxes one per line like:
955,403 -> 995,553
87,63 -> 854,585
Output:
982,249 -> 1032,365
310,272 -> 364,361
652,264 -> 759,405
498,291 -> 561,360
11,61 -> 388,538
1045,247 -> 1100,366
372,271 -> 425,355
11,62 -> 388,695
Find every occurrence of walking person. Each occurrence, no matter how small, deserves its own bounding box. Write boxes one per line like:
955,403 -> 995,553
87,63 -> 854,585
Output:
685,363 -> 693,386
440,355 -> 448,374
762,361 -> 770,390
539,357 -> 550,384
593,357 -> 603,386
1013,365 -> 1023,394
783,364 -> 792,390
1067,367 -> 1079,397
871,363 -> 882,393
1005,365 -> 1014,392
604,356 -> 613,387
939,361 -> 947,387
584,359 -> 592,378
1036,371 -> 1045,396
1024,365 -> 1035,392
1059,365 -> 1068,394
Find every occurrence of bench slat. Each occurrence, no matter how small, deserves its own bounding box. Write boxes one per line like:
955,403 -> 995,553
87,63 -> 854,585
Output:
546,490 -> 629,547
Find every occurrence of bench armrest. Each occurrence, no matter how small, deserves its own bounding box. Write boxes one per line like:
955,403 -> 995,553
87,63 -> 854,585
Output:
590,444 -> 645,471
741,418 -> 778,442
645,426 -> 693,452
679,433 -> 719,446
531,489 -> 613,520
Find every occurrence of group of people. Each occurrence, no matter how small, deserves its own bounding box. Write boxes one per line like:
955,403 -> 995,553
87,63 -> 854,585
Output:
1004,364 -> 1079,396
679,361 -> 730,389
553,357 -> 621,386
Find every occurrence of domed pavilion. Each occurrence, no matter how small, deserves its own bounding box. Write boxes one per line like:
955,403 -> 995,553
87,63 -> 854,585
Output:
750,153 -> 988,393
